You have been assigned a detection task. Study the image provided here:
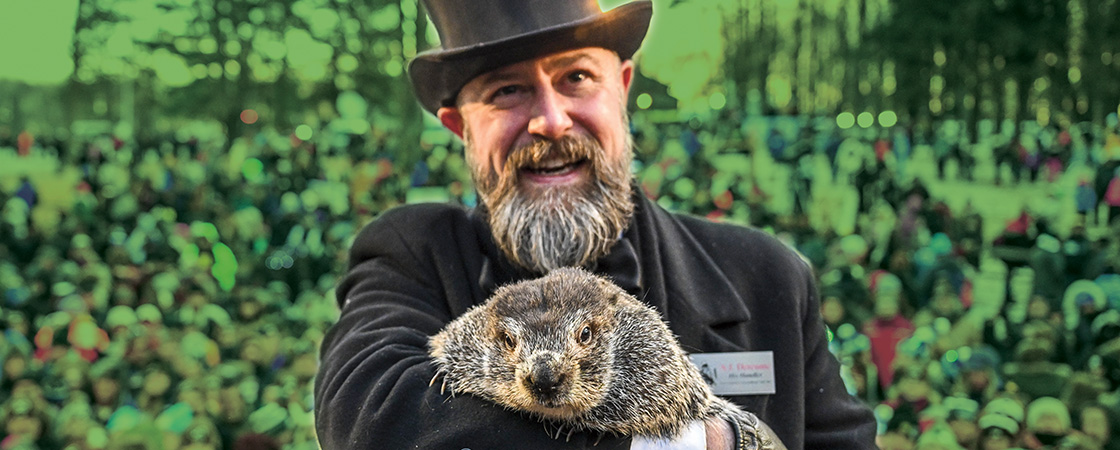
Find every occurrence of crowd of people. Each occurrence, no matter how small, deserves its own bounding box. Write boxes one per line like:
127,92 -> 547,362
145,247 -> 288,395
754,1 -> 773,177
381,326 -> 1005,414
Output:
1,108 -> 1120,449
1,127 -> 351,449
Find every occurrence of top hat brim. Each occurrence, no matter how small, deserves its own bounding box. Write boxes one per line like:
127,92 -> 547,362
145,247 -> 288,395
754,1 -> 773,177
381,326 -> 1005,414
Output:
408,1 -> 653,115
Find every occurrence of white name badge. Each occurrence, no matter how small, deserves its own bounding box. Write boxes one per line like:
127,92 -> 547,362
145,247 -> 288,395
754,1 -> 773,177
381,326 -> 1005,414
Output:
688,351 -> 776,396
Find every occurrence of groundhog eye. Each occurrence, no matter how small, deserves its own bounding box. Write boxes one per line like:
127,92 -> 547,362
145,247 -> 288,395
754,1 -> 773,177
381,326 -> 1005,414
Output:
578,326 -> 593,345
501,332 -> 516,349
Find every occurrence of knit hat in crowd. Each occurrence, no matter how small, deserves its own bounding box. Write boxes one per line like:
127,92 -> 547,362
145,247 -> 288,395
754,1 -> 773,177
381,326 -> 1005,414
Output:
979,413 -> 1019,435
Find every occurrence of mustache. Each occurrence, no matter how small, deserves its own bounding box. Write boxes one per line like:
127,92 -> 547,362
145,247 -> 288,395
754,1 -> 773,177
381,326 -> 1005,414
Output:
504,134 -> 600,173
475,134 -> 603,196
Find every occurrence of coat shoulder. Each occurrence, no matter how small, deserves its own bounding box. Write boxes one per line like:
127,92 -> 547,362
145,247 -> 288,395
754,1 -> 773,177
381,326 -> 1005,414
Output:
364,202 -> 472,232
672,213 -> 810,274
354,203 -> 473,243
347,203 -> 476,265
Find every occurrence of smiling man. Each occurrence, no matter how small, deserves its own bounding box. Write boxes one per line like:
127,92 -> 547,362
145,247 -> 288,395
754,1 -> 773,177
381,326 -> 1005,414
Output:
444,47 -> 637,275
313,0 -> 877,449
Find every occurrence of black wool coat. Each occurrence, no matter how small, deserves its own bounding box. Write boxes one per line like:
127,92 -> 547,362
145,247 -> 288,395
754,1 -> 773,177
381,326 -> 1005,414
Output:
315,194 -> 878,449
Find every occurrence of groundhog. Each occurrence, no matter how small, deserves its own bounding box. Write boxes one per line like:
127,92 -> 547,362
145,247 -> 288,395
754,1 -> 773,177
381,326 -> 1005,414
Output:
429,267 -> 786,449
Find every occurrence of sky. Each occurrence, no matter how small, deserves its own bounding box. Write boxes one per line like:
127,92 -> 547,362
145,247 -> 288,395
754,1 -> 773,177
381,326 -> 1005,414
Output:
0,0 -> 80,85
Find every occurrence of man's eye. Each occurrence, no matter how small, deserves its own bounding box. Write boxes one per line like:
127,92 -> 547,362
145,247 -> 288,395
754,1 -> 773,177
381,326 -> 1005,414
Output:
493,85 -> 520,98
567,71 -> 589,83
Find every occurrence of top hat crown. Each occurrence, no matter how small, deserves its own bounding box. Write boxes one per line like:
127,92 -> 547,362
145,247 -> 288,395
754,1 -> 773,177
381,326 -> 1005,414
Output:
408,0 -> 653,114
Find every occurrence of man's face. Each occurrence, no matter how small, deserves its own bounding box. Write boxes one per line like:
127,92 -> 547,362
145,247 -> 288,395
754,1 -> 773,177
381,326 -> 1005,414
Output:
874,294 -> 899,318
92,377 -> 120,403
949,419 -> 980,448
876,431 -> 915,450
820,296 -> 844,324
438,47 -> 636,273
981,429 -> 1013,450
1080,407 -> 1110,443
1031,412 -> 1067,434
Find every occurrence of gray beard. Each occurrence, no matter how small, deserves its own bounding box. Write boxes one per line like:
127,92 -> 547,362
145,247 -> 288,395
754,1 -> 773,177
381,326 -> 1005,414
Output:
470,133 -> 634,274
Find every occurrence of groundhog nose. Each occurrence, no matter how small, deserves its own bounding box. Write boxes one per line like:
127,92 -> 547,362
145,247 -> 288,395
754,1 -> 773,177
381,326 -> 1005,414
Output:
527,362 -> 566,396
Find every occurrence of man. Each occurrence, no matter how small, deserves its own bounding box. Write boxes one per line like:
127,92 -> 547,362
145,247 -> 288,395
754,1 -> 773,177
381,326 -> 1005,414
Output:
313,0 -> 877,448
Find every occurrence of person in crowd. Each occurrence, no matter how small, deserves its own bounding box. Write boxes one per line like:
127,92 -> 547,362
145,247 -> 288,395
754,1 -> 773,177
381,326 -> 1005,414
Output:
1023,397 -> 1073,449
944,396 -> 982,450
1076,403 -> 1118,450
978,410 -> 1021,450
865,278 -> 916,392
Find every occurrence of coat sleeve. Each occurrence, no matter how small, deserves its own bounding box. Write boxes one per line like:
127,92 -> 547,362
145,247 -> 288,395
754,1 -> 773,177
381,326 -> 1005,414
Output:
797,261 -> 880,449
313,208 -> 631,449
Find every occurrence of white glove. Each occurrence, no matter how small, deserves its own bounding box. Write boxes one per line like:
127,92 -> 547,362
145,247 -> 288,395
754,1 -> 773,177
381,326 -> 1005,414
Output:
630,420 -> 707,450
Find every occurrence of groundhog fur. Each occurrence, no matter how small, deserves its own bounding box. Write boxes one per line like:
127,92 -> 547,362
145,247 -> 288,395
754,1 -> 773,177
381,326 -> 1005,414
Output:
429,267 -> 769,443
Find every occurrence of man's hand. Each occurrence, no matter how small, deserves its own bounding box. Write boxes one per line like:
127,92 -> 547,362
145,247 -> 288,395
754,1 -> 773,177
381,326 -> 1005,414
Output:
705,418 -> 734,450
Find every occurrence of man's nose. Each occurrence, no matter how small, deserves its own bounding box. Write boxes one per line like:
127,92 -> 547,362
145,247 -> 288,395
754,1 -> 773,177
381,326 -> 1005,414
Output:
526,87 -> 573,140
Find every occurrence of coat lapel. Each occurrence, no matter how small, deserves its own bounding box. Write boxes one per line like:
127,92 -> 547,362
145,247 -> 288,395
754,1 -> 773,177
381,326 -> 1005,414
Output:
624,195 -> 753,352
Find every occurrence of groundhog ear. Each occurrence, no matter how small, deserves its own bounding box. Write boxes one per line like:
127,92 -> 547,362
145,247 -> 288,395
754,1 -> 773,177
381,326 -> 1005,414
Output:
606,292 -> 632,308
606,280 -> 633,300
593,275 -> 616,292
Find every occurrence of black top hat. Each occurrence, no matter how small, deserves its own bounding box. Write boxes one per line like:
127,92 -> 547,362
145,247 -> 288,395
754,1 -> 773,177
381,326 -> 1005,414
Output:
408,0 -> 653,115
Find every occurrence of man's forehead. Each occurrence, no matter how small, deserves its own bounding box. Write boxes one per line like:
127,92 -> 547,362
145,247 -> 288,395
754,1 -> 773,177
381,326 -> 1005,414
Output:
470,47 -> 620,86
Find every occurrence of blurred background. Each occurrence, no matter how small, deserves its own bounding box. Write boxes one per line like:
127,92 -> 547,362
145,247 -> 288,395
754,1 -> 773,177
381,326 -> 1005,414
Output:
2,0 -> 1120,449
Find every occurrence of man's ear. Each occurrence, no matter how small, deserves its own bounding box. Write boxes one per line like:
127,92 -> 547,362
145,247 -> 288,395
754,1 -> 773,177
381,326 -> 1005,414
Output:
437,107 -> 465,139
620,59 -> 635,98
